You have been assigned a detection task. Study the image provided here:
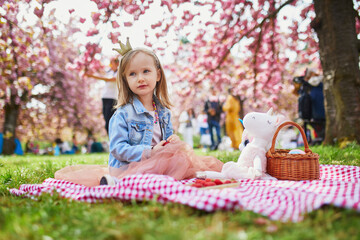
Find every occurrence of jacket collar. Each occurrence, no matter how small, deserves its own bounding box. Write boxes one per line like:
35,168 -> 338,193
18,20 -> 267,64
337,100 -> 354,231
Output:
132,95 -> 164,114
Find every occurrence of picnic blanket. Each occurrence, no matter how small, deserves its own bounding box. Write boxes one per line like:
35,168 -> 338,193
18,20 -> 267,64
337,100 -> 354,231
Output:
9,164 -> 360,222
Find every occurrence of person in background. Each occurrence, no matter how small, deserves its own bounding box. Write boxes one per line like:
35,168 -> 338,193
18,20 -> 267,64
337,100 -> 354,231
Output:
305,68 -> 325,143
63,141 -> 73,154
25,140 -> 34,153
85,58 -> 119,135
204,87 -> 222,150
222,88 -> 244,150
91,138 -> 105,153
179,108 -> 196,148
54,138 -> 63,156
197,110 -> 210,150
86,136 -> 94,153
71,135 -> 79,154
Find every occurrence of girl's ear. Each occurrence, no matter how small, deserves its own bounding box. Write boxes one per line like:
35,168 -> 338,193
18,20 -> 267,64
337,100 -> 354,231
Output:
156,69 -> 161,82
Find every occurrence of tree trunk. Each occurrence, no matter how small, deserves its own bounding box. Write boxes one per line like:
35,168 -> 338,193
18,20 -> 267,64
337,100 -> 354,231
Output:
313,0 -> 360,145
2,95 -> 20,155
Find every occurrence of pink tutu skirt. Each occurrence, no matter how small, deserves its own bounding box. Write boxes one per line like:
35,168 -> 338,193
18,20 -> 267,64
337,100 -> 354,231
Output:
55,141 -> 224,187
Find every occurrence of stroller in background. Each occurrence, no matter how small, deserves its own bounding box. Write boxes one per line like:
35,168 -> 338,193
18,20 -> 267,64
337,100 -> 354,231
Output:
293,76 -> 326,145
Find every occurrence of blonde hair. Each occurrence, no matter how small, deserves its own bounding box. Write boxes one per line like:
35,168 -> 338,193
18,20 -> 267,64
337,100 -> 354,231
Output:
114,48 -> 172,109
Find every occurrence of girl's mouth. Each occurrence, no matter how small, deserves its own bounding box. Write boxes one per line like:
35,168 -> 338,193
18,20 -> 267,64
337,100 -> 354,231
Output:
138,85 -> 147,88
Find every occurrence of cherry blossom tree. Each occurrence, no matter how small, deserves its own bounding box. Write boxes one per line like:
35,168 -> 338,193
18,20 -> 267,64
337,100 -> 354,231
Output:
0,0 -> 105,154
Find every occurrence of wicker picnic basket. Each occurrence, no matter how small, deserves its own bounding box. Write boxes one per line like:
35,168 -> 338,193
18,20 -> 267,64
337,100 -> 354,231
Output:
266,121 -> 320,181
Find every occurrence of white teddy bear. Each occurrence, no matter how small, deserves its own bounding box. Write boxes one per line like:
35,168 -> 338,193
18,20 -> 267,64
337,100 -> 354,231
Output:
196,108 -> 285,180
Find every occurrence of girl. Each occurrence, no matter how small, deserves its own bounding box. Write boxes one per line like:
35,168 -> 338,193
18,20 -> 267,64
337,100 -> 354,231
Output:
55,39 -> 223,186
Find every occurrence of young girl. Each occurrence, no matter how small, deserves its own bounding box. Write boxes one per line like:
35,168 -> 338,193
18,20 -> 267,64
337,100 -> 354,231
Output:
55,39 -> 223,186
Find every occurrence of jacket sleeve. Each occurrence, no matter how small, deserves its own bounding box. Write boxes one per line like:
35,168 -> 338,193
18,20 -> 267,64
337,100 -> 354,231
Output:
163,110 -> 174,140
109,111 -> 151,163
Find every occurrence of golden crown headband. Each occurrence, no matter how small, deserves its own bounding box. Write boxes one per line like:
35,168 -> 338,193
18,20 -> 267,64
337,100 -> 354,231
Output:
113,37 -> 133,56
113,37 -> 161,70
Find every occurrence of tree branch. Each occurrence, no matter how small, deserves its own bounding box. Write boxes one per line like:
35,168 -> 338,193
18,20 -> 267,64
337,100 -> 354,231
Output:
212,0 -> 296,70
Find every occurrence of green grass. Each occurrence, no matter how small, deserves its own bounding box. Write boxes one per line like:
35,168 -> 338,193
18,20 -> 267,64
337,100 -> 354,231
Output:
1,144 -> 360,240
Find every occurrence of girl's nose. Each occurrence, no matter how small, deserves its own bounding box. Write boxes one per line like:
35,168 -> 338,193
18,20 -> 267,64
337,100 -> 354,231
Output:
137,73 -> 145,82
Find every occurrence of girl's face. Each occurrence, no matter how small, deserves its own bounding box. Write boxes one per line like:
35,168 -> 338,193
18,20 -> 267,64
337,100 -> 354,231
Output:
124,52 -> 160,100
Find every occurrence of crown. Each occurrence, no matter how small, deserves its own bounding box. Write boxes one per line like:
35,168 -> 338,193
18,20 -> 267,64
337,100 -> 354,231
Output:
112,37 -> 133,56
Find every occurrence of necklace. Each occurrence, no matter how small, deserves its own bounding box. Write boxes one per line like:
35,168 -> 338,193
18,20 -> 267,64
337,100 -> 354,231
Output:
152,101 -> 159,124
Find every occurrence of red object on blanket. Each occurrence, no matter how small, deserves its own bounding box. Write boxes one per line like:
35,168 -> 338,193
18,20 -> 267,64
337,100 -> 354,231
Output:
9,165 -> 360,223
190,178 -> 238,188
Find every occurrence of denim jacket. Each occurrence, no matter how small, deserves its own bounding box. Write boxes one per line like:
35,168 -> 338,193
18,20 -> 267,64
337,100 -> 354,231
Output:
108,95 -> 173,168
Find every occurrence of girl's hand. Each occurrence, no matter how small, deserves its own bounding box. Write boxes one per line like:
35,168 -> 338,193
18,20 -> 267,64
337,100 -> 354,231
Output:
152,140 -> 167,152
166,134 -> 180,143
152,135 -> 180,152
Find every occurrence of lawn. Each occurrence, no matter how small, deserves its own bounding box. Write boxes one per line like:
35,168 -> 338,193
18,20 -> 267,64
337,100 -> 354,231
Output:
1,143 -> 360,240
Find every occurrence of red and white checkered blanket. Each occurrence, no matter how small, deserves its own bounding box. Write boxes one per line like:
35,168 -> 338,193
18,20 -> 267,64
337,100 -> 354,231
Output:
9,164 -> 360,222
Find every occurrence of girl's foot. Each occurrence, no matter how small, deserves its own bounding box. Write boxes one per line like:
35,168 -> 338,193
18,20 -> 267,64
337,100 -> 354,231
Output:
99,174 -> 116,186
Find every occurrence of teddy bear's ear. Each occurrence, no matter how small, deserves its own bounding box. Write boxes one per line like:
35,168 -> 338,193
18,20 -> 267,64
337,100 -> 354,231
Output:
267,107 -> 274,116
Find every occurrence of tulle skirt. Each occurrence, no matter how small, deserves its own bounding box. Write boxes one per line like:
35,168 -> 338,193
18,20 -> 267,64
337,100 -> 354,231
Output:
54,141 -> 224,187
54,164 -> 108,187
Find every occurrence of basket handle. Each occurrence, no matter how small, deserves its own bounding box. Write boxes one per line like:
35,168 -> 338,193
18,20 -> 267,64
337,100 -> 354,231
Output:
268,121 -> 311,154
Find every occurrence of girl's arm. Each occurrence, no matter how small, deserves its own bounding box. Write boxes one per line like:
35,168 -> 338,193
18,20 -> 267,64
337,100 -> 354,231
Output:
85,73 -> 116,82
162,110 -> 174,141
109,111 -> 150,163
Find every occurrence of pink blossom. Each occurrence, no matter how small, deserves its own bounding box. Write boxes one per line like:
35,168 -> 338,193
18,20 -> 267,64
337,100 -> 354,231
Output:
91,12 -> 101,25
108,32 -> 120,44
86,29 -> 99,36
124,5 -> 140,14
33,7 -> 44,18
161,1 -> 173,12
151,21 -> 162,29
111,21 -> 120,28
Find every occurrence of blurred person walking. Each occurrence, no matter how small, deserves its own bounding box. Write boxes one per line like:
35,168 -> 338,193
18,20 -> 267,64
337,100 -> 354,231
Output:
179,108 -> 196,148
222,88 -> 244,150
204,87 -> 222,150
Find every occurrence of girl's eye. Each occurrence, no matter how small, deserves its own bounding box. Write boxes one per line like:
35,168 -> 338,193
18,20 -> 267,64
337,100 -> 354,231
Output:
144,69 -> 149,73
129,72 -> 135,77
